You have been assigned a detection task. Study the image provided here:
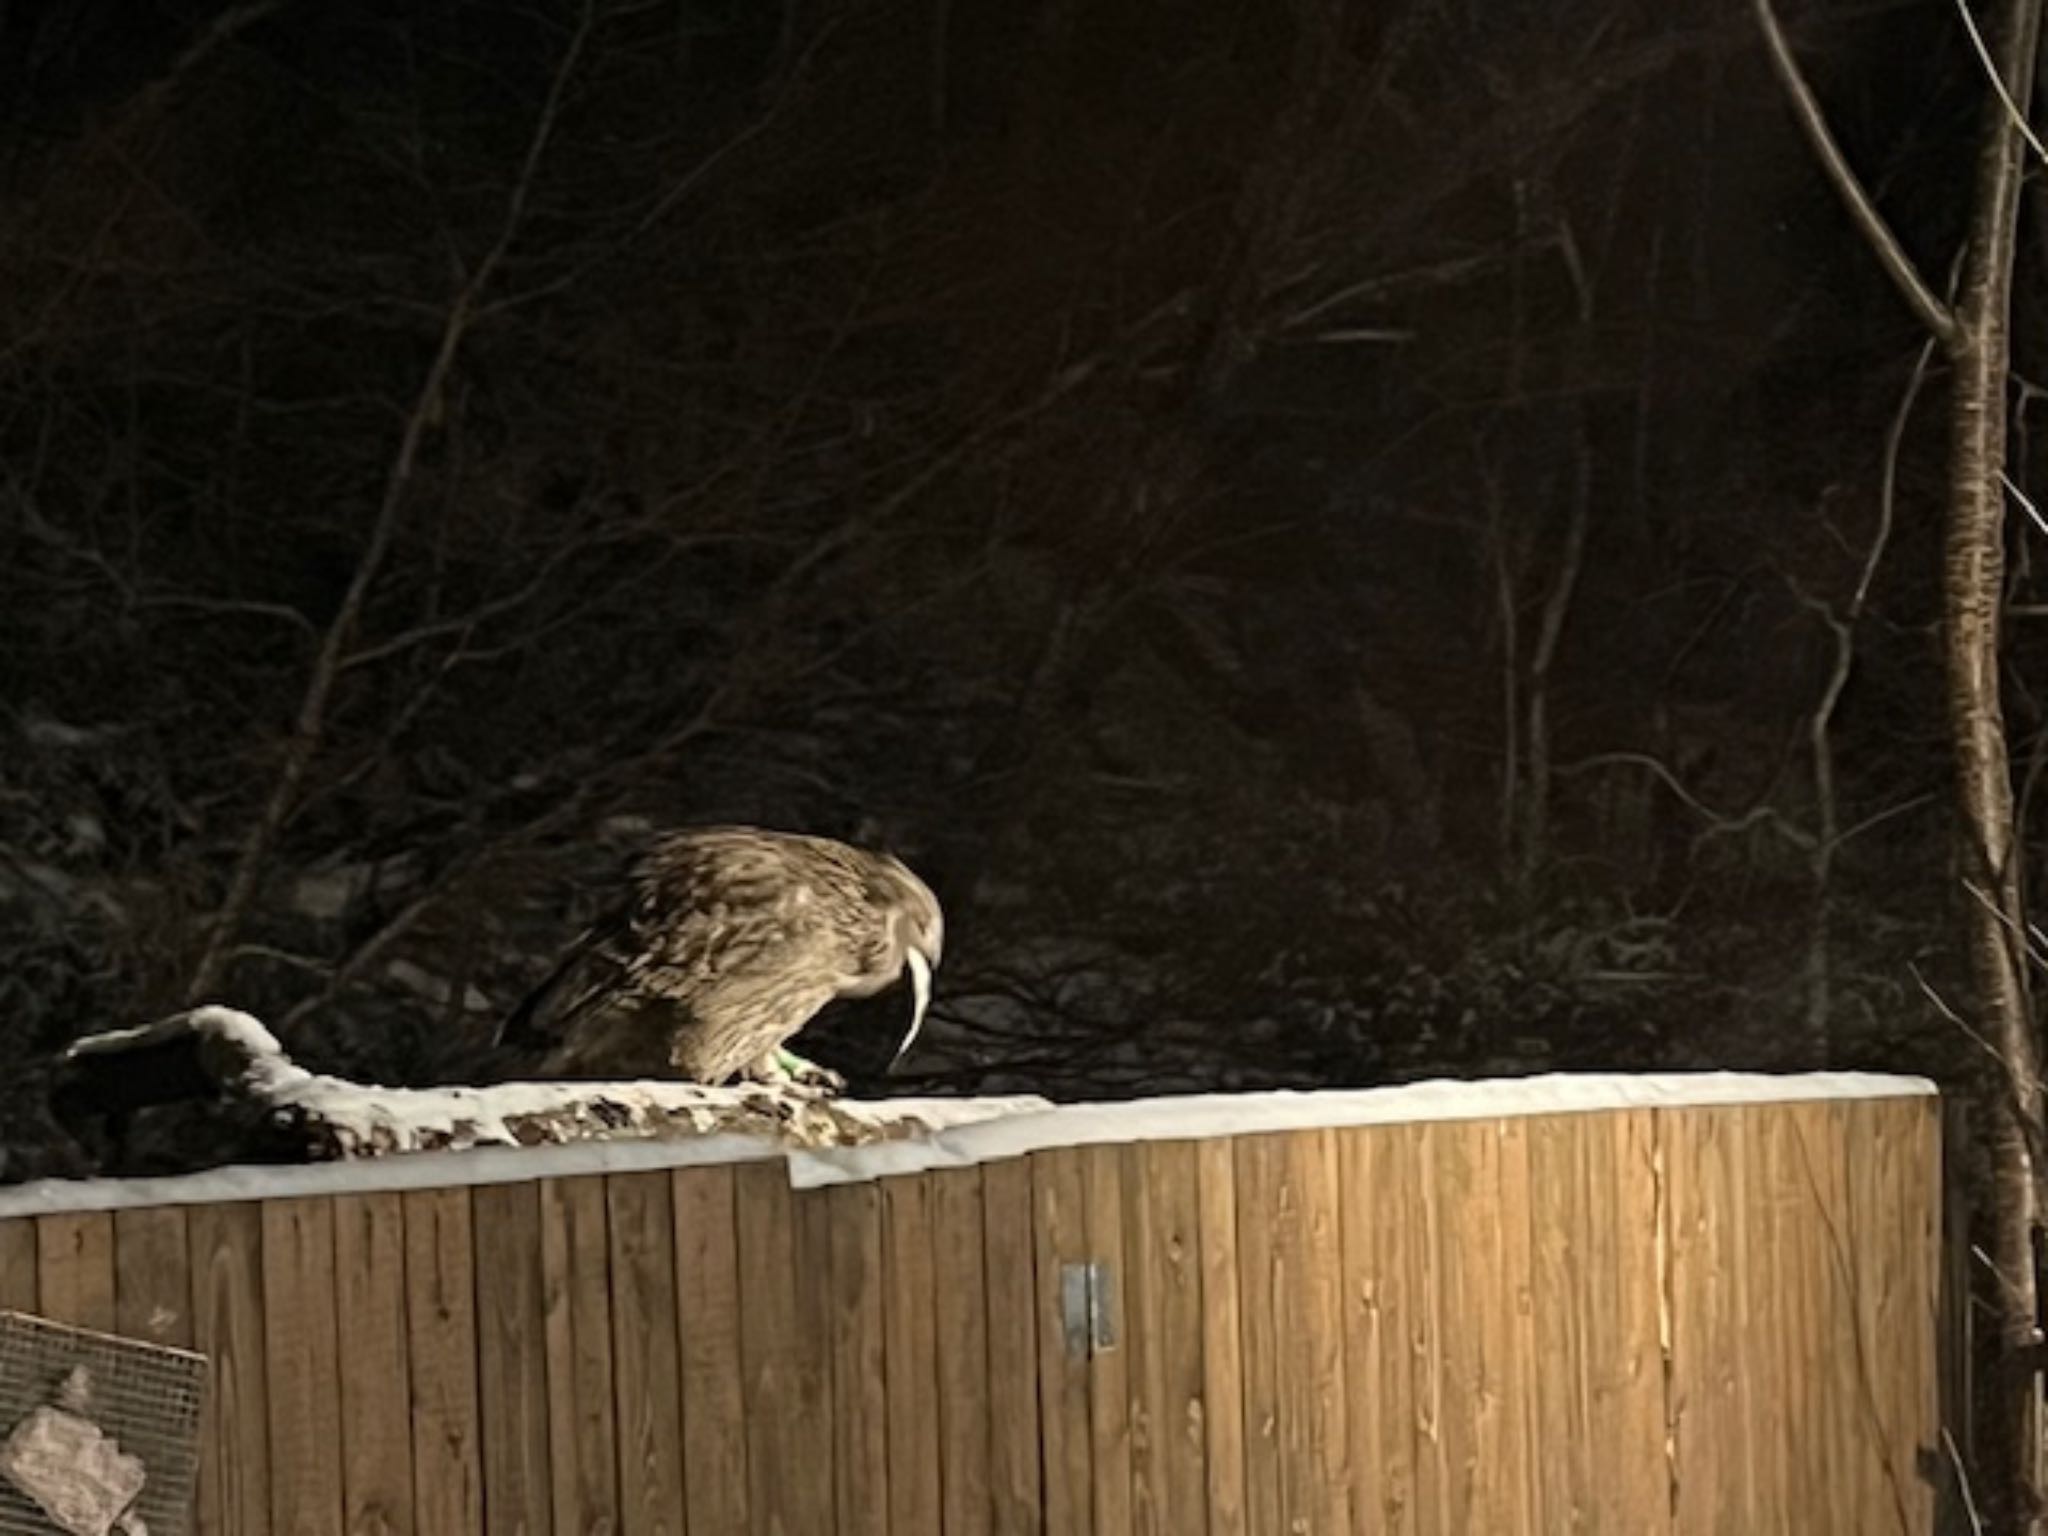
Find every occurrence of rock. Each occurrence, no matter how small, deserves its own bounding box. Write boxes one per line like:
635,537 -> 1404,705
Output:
0,1401 -> 148,1536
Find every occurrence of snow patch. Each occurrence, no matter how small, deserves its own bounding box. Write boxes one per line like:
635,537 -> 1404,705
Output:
783,1069 -> 1936,1187
21,1006 -> 1053,1216
8,1038 -> 1934,1213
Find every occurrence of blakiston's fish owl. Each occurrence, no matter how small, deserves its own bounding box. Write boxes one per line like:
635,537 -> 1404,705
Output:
495,826 -> 943,1091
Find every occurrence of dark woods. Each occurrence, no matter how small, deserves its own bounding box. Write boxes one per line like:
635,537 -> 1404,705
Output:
0,0 -> 2018,1173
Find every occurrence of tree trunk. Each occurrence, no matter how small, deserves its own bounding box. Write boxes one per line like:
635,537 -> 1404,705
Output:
1520,421 -> 1592,894
1755,0 -> 2045,1518
1948,4 -> 2046,1526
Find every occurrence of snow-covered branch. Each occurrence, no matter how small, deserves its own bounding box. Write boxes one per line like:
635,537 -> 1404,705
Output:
59,1008 -> 1046,1162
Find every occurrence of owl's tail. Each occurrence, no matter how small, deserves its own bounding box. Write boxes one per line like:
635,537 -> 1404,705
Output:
492,974 -> 554,1051
494,922 -> 609,1051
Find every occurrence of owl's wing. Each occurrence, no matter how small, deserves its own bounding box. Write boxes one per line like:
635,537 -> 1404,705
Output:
624,838 -> 842,1000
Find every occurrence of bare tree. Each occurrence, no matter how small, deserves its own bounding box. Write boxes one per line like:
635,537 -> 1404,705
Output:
182,2 -> 600,1004
1755,0 -> 2047,1521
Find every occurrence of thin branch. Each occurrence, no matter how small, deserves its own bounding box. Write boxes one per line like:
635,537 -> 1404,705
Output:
1952,0 -> 2048,165
1750,0 -> 1959,346
120,0 -> 296,127
2002,469 -> 2048,538
1555,751 -> 1815,849
129,592 -> 319,636
1865,335 -> 1939,609
1824,792 -> 1936,851
1943,1427 -> 1987,1536
481,19 -> 841,318
338,533 -> 592,671
226,943 -> 332,978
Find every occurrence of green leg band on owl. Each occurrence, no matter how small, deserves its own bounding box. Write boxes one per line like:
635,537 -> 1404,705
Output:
772,1046 -> 844,1090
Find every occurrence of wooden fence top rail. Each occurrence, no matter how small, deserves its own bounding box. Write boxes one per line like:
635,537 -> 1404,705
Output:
0,1069 -> 1932,1217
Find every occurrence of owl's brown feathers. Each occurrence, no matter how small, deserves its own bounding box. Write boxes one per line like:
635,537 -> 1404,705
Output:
498,826 -> 943,1089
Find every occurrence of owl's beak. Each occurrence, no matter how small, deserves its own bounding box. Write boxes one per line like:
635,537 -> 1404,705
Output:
890,949 -> 932,1072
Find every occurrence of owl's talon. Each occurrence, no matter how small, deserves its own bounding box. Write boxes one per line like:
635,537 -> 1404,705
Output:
778,1047 -> 846,1094
740,1047 -> 845,1096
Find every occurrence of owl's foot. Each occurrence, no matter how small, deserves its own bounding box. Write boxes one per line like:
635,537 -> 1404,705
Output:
778,1047 -> 847,1094
739,1047 -> 846,1096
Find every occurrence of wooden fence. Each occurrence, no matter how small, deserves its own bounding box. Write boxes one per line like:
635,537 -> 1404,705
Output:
0,1092 -> 1941,1535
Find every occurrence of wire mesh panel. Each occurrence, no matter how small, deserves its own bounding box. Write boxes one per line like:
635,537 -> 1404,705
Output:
0,1311 -> 206,1536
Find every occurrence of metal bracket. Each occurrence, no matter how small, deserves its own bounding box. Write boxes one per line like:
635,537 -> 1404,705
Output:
1059,1261 -> 1117,1359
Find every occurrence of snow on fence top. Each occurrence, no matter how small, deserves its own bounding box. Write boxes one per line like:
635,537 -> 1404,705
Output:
0,1053 -> 1934,1215
783,1068 -> 1936,1188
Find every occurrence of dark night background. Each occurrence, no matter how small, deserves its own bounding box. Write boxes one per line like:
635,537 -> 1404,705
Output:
0,0 -> 2020,1178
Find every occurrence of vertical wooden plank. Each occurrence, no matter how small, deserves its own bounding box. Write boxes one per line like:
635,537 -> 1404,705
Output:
115,1206 -> 191,1346
1808,1100 -> 1860,1535
1254,1133 -> 1303,1536
884,1175 -> 944,1536
1864,1099 -> 1914,1535
1528,1114 -> 1584,1532
1847,1095 -> 1928,1536
793,1185 -> 840,1533
1664,1105 -> 1756,1536
1127,1142 -> 1209,1536
1272,1131 -> 1347,1536
932,1166 -> 993,1536
1843,1098 -> 1911,1536
606,1172 -> 687,1536
1892,1097 -> 1941,1536
736,1162 -> 832,1536
1121,1146 -> 1161,1536
192,1202 -> 270,1536
109,1211 -> 205,1536
674,1167 -> 748,1536
1082,1147 -> 1131,1536
1195,1140 -> 1245,1536
1417,1122 -> 1482,1536
263,1197 -> 345,1536
111,1205 -> 189,1536
827,1181 -> 889,1536
474,1182 -> 553,1536
1610,1109 -> 1675,1535
335,1194 -> 415,1536
0,1220 -> 34,1311
1429,1123 -> 1485,1535
983,1157 -> 1042,1536
1937,1096 -> 1973,1529
1232,1135 -> 1282,1536
1901,1097 -> 1943,1536
1482,1119 -> 1538,1533
1032,1148 -> 1094,1536
1748,1104 -> 1795,1536
1340,1124 -> 1419,1536
36,1211 -> 114,1329
540,1177 -> 619,1536
1765,1102 -> 1826,1536
1400,1124 -> 1446,1536
403,1188 -> 483,1536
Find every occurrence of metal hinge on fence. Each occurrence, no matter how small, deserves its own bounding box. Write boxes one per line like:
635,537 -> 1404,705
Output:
1060,1261 -> 1117,1360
